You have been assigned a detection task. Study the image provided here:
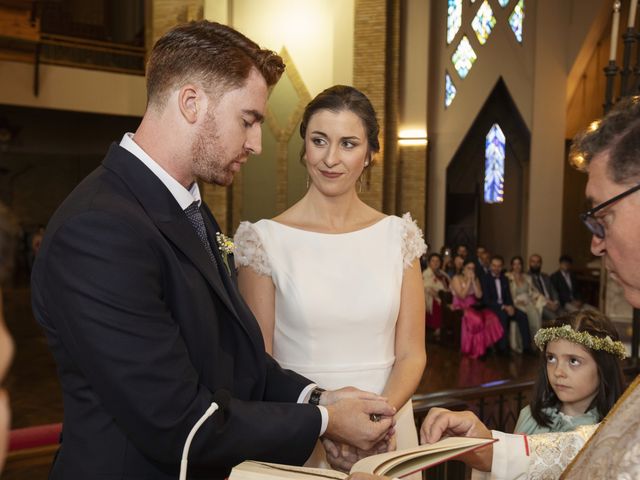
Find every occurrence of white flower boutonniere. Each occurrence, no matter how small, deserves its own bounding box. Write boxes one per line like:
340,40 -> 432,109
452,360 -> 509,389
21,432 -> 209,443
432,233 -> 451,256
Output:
216,232 -> 235,275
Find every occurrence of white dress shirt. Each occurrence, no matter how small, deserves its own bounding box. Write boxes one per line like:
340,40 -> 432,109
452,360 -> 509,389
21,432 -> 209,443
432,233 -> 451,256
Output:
494,277 -> 503,305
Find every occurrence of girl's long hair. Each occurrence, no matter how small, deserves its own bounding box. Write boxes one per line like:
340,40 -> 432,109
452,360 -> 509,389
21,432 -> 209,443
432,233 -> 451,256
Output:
530,310 -> 625,428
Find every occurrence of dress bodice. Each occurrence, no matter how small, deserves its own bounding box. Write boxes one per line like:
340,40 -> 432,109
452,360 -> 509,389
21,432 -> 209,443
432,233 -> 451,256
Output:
515,405 -> 600,435
234,213 -> 426,393
453,293 -> 479,310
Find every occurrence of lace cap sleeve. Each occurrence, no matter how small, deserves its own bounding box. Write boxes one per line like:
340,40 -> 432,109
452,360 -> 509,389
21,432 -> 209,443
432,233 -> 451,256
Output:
400,212 -> 427,268
233,221 -> 272,277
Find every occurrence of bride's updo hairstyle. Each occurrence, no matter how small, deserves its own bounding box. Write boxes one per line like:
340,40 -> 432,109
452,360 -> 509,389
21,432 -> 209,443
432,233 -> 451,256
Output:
299,85 -> 380,167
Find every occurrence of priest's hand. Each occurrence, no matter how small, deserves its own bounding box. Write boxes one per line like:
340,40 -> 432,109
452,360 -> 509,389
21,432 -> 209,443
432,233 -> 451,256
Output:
419,407 -> 493,472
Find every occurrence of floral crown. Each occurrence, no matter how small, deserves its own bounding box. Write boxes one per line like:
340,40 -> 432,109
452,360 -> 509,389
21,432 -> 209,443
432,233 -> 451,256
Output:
534,324 -> 627,360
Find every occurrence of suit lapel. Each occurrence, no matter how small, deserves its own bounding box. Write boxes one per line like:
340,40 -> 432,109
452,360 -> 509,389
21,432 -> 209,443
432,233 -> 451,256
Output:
154,218 -> 240,320
200,204 -> 264,351
101,144 -> 241,321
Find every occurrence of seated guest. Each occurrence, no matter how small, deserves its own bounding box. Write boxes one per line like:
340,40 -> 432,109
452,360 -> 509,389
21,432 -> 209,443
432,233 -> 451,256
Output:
450,259 -> 503,359
439,246 -> 453,277
475,247 -> 491,279
455,244 -> 469,260
528,253 -> 563,321
446,254 -> 464,279
551,255 -> 585,311
481,255 -> 533,355
506,256 -> 547,351
423,253 -> 449,340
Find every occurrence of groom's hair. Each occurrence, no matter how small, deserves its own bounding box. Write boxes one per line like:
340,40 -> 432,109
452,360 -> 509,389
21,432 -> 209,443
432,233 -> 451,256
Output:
145,20 -> 285,109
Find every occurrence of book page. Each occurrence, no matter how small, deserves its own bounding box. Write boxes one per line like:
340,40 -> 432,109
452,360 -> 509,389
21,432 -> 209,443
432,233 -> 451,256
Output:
351,436 -> 495,477
230,461 -> 347,480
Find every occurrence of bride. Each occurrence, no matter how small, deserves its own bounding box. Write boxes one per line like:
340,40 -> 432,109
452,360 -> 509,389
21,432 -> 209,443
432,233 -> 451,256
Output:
234,85 -> 427,470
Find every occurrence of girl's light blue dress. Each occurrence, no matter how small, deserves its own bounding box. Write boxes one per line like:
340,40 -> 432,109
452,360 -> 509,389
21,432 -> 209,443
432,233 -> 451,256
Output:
514,405 -> 600,434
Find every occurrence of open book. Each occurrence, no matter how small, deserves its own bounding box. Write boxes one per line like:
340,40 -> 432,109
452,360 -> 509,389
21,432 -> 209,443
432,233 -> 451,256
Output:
230,436 -> 496,479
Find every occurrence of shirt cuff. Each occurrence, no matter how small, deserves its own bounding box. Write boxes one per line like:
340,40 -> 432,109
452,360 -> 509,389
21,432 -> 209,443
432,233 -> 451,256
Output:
318,405 -> 329,436
297,384 -> 329,437
297,383 -> 317,404
489,430 -> 530,480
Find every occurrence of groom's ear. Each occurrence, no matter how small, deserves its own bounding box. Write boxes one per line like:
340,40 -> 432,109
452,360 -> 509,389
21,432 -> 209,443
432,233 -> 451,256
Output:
178,84 -> 202,124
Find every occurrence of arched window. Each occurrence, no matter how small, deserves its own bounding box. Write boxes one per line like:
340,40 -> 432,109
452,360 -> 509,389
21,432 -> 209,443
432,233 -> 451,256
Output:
484,123 -> 505,204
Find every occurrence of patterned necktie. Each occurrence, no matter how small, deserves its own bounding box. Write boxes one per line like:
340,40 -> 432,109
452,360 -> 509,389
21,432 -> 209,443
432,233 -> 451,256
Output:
184,201 -> 217,266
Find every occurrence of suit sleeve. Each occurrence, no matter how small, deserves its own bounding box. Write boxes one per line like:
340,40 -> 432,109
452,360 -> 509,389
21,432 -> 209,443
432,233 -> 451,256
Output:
502,279 -> 515,306
262,354 -> 315,402
35,211 -> 320,470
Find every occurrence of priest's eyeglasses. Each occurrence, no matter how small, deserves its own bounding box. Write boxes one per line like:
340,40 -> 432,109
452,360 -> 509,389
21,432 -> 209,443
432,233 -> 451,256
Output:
580,183 -> 640,239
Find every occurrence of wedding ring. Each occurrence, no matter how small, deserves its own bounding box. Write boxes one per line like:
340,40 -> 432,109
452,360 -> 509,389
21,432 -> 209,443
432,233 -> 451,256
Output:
370,413 -> 381,422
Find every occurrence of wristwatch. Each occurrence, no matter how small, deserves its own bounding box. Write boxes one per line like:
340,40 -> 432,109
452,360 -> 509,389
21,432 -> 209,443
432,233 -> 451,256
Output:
309,387 -> 326,406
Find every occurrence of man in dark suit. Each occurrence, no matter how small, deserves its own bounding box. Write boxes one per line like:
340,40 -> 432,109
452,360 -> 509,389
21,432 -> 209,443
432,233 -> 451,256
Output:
528,253 -> 563,321
550,254 -> 583,311
480,255 -> 533,354
31,21 -> 393,480
474,246 -> 491,280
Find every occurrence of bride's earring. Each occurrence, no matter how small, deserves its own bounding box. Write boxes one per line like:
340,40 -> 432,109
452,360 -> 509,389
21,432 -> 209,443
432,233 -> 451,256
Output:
306,175 -> 310,189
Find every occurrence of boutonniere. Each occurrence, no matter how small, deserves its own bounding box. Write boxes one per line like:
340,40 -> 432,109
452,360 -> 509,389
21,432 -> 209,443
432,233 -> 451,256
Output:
216,232 -> 235,275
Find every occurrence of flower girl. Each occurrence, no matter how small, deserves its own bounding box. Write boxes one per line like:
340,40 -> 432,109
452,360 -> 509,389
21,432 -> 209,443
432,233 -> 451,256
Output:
514,310 -> 626,434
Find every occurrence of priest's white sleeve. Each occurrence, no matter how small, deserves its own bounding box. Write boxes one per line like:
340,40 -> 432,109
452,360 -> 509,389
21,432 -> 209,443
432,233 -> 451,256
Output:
471,425 -> 598,480
471,431 -> 530,480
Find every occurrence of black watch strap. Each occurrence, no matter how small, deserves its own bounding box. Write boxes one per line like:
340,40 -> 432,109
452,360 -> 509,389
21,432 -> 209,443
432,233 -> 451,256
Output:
309,387 -> 326,406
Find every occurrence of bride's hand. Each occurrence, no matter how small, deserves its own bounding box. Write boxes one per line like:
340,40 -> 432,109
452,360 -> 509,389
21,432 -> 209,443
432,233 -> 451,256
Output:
322,438 -> 360,472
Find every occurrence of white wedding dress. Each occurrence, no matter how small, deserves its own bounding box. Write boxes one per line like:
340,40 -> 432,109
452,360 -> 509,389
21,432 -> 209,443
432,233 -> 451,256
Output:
234,213 -> 427,469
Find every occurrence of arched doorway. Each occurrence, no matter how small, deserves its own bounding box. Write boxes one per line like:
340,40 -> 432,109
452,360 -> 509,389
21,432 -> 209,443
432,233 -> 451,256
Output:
445,78 -> 530,261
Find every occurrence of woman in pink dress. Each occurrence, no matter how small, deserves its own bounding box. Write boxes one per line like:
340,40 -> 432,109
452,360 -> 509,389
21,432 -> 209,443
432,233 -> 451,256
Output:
450,258 -> 503,358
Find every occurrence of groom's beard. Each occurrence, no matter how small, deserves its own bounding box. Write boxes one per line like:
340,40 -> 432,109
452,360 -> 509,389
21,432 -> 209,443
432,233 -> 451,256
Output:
529,266 -> 541,274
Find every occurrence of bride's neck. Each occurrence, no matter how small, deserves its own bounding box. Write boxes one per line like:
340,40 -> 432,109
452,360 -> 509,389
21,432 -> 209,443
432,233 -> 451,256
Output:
300,187 -> 365,230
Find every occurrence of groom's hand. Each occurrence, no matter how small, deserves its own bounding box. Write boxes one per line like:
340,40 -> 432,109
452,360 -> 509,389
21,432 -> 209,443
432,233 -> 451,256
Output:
324,397 -> 395,451
320,386 -> 387,406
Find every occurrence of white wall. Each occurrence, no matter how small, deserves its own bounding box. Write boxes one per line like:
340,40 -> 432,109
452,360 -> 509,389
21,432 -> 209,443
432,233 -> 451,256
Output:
425,0 -> 606,266
230,0 -> 354,96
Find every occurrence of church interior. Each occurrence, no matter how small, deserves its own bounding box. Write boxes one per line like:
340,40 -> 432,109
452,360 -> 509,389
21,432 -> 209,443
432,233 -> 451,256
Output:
0,0 -> 639,478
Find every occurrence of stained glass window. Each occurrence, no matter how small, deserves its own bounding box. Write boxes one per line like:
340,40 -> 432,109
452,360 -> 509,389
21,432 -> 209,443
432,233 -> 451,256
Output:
447,0 -> 462,44
509,0 -> 524,43
498,0 -> 510,7
445,72 -> 457,108
484,123 -> 505,204
452,36 -> 477,79
471,1 -> 496,45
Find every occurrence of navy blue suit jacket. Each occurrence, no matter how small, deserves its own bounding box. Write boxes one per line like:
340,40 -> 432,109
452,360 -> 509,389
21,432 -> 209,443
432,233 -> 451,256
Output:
31,144 -> 320,479
481,273 -> 514,310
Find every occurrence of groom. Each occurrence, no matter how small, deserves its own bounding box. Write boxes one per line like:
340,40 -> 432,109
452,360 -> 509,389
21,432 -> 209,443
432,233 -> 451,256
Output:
31,21 -> 394,479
